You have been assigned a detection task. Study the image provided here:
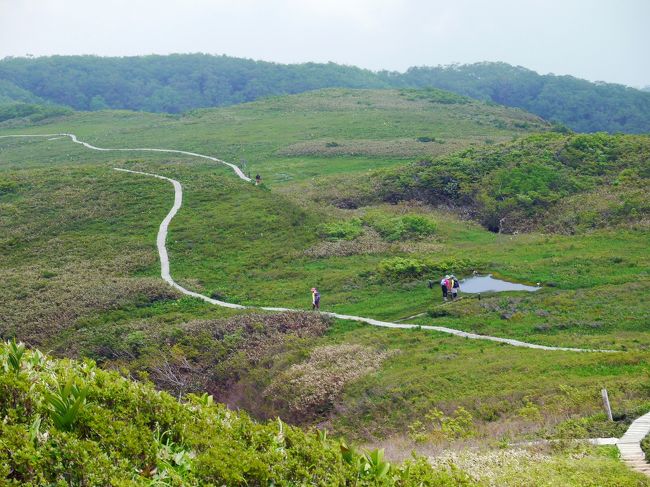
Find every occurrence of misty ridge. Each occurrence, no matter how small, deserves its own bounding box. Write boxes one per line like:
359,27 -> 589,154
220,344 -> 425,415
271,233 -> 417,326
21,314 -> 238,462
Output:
1,53 -> 650,133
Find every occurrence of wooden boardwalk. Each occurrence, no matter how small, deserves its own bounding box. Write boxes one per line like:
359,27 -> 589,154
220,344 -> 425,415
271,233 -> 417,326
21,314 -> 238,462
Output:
617,411 -> 650,476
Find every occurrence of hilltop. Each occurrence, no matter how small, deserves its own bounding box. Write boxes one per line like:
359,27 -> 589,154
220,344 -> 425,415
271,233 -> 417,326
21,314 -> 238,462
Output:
1,55 -> 650,133
0,88 -> 547,181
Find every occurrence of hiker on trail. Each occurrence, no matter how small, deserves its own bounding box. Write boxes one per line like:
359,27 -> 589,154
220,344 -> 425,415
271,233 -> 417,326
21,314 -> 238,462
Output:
450,274 -> 460,300
440,275 -> 449,301
311,287 -> 321,310
255,174 -> 262,185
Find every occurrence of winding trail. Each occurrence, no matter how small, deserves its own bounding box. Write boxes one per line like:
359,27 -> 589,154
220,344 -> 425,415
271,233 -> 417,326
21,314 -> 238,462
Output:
0,133 -> 618,353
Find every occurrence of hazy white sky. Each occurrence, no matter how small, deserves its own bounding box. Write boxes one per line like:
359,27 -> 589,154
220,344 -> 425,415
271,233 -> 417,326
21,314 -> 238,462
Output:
1,0 -> 648,87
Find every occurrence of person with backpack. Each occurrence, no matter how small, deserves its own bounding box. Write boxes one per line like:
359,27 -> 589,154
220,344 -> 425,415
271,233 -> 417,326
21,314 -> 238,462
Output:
311,287 -> 321,310
450,274 -> 460,300
255,174 -> 262,185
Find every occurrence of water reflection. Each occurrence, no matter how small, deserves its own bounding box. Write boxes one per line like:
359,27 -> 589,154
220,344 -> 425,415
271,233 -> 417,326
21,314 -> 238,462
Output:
459,274 -> 541,293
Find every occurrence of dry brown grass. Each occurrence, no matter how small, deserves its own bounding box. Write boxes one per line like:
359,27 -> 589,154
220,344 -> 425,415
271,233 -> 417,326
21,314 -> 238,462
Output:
303,227 -> 444,258
264,344 -> 398,421
0,257 -> 179,346
182,311 -> 331,363
139,312 -> 333,398
304,228 -> 390,257
277,136 -> 512,159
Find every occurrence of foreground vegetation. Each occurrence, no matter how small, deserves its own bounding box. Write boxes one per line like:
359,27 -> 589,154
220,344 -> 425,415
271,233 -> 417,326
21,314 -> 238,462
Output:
3,340 -> 648,486
1,340 -> 472,485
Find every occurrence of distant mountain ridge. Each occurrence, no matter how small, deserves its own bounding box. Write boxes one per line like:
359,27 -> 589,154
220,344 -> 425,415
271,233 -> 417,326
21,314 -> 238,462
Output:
1,54 -> 649,133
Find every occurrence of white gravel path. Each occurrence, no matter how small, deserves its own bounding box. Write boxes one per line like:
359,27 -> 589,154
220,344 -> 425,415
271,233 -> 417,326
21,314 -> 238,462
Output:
0,133 -> 618,353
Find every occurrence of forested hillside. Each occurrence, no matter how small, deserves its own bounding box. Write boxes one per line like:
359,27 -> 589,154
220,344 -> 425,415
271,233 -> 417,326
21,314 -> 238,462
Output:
1,55 -> 649,133
0,54 -> 387,113
393,63 -> 650,134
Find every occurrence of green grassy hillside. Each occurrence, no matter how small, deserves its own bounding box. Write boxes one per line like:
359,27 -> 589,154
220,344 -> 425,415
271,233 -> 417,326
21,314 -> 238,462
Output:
326,132 -> 650,233
0,88 -> 547,182
1,89 -> 649,484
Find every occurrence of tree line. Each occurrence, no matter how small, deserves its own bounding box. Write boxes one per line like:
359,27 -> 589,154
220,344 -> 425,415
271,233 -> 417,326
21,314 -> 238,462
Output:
1,55 -> 649,133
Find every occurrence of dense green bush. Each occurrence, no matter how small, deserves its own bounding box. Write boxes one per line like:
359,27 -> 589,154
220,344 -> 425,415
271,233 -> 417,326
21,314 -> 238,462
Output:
378,256 -> 478,280
643,433 -> 650,462
364,213 -> 438,241
318,218 -> 363,241
0,102 -> 71,123
0,341 -> 471,485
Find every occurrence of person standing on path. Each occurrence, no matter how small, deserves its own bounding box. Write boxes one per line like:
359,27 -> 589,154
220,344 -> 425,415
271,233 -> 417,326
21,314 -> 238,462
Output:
311,287 -> 321,310
440,275 -> 449,301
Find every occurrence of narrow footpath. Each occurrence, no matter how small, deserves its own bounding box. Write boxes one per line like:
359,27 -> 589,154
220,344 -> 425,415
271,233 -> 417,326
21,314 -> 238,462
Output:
0,133 -> 620,356
5,132 -> 649,476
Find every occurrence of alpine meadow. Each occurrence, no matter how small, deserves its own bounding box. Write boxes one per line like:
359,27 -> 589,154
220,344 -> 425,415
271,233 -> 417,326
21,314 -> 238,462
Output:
1,52 -> 649,486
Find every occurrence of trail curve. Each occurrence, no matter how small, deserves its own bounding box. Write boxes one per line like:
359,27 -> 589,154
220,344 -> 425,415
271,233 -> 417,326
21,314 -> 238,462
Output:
1,133 -> 617,353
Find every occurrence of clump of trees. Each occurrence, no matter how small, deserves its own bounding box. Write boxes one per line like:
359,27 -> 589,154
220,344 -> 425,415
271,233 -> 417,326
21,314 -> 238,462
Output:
391,62 -> 650,134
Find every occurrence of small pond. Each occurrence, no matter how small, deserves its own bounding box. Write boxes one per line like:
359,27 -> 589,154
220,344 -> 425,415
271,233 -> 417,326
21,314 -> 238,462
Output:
459,274 -> 541,294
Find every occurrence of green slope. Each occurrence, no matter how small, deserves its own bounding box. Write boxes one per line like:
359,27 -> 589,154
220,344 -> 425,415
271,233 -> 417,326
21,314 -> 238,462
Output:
0,88 -> 548,182
1,89 -> 649,483
335,132 -> 650,233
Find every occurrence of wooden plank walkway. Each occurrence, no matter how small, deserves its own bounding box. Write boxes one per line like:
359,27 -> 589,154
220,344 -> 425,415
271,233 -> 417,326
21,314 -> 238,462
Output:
617,411 -> 650,476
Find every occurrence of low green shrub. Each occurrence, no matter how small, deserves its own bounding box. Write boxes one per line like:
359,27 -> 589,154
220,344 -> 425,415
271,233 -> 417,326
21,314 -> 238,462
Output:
0,177 -> 18,195
408,407 -> 475,443
364,213 -> 437,241
318,218 -> 363,241
378,257 -> 426,279
378,256 -> 478,280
